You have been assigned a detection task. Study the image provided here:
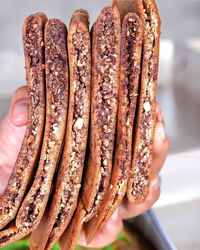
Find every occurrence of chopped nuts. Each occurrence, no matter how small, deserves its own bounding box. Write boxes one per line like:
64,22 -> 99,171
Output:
44,166 -> 49,172
97,195 -> 102,200
143,101 -> 151,112
73,118 -> 84,130
27,135 -> 35,144
33,24 -> 37,29
103,125 -> 108,130
103,159 -> 108,166
49,141 -> 55,148
126,119 -> 130,126
103,139 -> 109,147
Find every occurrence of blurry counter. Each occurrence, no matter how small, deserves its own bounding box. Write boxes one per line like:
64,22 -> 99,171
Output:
154,149 -> 200,250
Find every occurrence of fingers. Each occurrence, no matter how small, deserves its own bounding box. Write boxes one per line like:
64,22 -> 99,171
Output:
152,123 -> 169,174
9,86 -> 28,126
119,173 -> 160,219
152,103 -> 170,175
0,86 -> 28,164
119,103 -> 169,219
0,86 -> 28,195
78,209 -> 123,248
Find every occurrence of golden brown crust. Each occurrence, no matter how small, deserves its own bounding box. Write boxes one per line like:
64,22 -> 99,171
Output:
113,0 -> 134,20
58,7 -> 121,248
16,18 -> 68,232
84,13 -> 143,243
30,9 -> 91,250
0,13 -> 47,231
29,210 -> 49,250
127,0 -> 161,203
59,201 -> 86,250
81,5 -> 121,222
113,0 -> 144,21
70,8 -> 90,27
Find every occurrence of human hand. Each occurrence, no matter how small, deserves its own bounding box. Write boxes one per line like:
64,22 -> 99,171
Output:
0,86 -> 28,196
78,103 -> 169,248
0,86 -> 169,248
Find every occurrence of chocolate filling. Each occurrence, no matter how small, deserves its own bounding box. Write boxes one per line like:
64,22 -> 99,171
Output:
131,2 -> 159,201
0,227 -> 25,245
89,9 -> 119,214
47,27 -> 90,244
18,20 -> 68,229
0,16 -> 45,224
0,232 -> 17,245
116,16 -> 142,196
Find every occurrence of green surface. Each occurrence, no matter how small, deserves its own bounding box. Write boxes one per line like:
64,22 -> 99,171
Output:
1,238 -> 29,250
52,242 -> 60,250
117,232 -> 130,244
1,239 -> 60,250
1,233 -> 129,250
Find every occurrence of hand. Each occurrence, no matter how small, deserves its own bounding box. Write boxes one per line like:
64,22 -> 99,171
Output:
0,87 -> 169,248
79,104 -> 169,248
0,86 -> 28,196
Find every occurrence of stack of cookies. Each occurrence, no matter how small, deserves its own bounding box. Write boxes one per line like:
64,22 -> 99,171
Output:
0,0 -> 161,249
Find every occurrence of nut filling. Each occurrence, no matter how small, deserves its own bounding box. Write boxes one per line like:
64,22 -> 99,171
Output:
0,17 -> 45,224
131,3 -> 159,201
89,10 -> 119,215
18,20 -> 68,229
116,16 -> 142,196
47,28 -> 90,243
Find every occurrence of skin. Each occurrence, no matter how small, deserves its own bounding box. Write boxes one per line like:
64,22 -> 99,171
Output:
0,86 -> 169,248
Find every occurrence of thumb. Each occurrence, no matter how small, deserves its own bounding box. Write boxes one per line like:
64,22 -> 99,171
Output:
9,86 -> 28,127
0,86 -> 28,195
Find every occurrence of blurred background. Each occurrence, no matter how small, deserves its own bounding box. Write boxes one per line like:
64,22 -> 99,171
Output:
0,0 -> 199,249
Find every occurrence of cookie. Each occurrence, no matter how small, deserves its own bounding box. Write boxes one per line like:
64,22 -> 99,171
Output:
30,9 -> 91,250
84,12 -> 143,243
16,18 -> 68,235
58,6 -> 121,249
126,0 -> 161,203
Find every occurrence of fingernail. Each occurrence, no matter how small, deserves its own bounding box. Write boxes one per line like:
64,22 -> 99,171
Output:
150,175 -> 160,192
156,104 -> 163,123
155,122 -> 166,141
11,101 -> 28,126
154,181 -> 160,193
